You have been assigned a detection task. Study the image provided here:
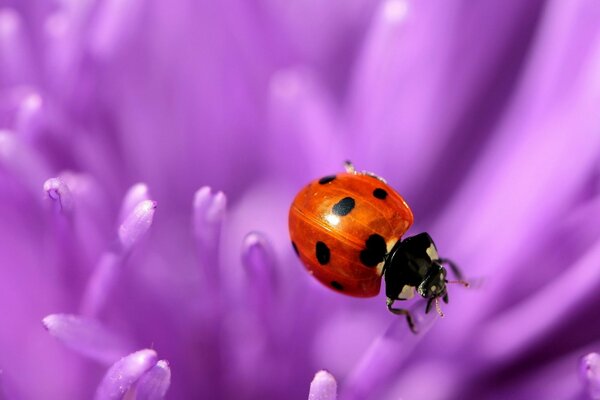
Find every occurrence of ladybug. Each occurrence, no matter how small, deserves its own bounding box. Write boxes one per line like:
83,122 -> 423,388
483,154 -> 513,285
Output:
288,162 -> 467,332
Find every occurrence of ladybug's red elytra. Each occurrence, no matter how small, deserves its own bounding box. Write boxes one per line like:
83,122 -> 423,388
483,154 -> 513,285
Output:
288,162 -> 468,332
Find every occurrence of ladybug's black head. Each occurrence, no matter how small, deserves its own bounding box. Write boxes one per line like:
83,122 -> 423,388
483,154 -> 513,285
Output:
417,263 -> 447,299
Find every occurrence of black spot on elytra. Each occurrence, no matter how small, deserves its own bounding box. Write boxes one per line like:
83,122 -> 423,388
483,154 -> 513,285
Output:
332,197 -> 355,216
331,281 -> 344,291
292,241 -> 300,257
315,241 -> 330,265
373,188 -> 388,199
318,175 -> 336,184
360,234 -> 387,267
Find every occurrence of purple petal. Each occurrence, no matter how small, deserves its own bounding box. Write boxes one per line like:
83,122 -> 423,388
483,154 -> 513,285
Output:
43,177 -> 74,214
242,232 -> 276,290
88,0 -> 145,60
80,252 -> 122,317
0,369 -> 20,400
581,353 -> 600,400
42,314 -> 130,365
193,186 -> 226,244
241,232 -> 277,322
478,240 -> 600,362
118,199 -> 157,251
15,92 -> 44,141
266,68 -> 343,179
0,8 -> 33,86
95,349 -> 157,400
193,187 -> 226,281
0,129 -> 48,194
118,183 -> 150,225
308,370 -> 337,400
340,299 -> 437,400
135,360 -> 171,400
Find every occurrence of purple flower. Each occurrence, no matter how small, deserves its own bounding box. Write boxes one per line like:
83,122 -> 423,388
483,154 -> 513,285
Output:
1,0 -> 599,399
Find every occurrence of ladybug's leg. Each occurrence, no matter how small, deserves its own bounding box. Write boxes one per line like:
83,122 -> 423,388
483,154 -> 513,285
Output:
386,298 -> 417,333
425,298 -> 434,314
443,292 -> 449,304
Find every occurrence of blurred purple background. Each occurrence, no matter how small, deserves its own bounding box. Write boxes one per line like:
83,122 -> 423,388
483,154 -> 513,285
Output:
0,0 -> 599,399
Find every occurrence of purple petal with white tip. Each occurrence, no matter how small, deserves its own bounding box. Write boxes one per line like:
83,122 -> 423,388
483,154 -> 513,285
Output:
94,349 -> 157,400
581,353 -> 600,400
308,370 -> 337,400
43,177 -> 74,214
118,183 -> 150,225
193,187 -> 226,279
135,360 -> 171,400
193,186 -> 226,244
242,232 -> 276,286
118,199 -> 157,251
241,232 -> 277,318
42,314 -> 130,365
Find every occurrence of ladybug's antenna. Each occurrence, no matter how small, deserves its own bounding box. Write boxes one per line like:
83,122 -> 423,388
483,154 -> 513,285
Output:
445,279 -> 470,288
434,298 -> 444,317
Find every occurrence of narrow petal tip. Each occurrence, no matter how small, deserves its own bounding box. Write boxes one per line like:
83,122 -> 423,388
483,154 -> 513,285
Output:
136,359 -> 171,400
118,199 -> 157,251
242,232 -> 275,277
43,177 -> 74,213
119,183 -> 150,224
193,186 -> 226,225
42,313 -> 129,365
95,349 -> 158,400
309,370 -> 337,400
581,352 -> 600,399
193,186 -> 226,246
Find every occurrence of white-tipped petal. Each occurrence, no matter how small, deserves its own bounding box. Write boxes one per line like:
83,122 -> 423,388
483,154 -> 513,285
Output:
581,353 -> 600,400
118,183 -> 150,225
193,186 -> 226,272
95,349 -> 157,400
43,314 -> 129,365
43,177 -> 74,214
118,199 -> 157,251
193,186 -> 226,242
308,370 -> 337,400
